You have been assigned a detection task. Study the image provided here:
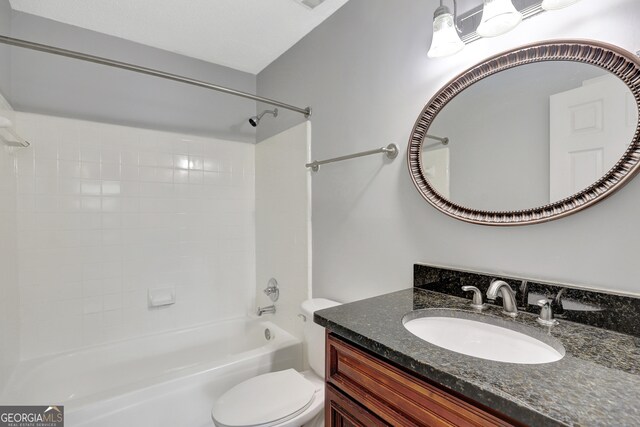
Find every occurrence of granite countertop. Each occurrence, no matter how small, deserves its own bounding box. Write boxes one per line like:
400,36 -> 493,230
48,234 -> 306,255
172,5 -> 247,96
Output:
315,288 -> 640,427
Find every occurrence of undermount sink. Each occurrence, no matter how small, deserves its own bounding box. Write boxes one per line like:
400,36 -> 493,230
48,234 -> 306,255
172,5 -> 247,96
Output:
403,310 -> 565,364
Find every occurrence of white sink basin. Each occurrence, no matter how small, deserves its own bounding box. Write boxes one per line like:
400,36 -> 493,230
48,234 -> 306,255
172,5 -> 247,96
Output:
403,311 -> 565,364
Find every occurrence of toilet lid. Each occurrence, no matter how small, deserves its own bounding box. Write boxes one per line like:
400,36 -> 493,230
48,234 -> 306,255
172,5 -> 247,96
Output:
212,369 -> 316,427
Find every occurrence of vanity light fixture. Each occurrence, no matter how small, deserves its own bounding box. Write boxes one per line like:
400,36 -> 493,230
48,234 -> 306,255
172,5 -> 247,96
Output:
541,0 -> 582,10
427,0 -> 465,58
476,0 -> 523,37
428,0 -> 584,59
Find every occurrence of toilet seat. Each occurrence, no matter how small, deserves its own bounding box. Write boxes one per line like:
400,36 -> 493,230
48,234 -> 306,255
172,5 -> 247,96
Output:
211,369 -> 318,427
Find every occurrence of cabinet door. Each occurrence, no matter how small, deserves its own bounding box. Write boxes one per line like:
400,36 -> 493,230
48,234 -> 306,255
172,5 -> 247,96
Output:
326,384 -> 389,427
327,333 -> 520,427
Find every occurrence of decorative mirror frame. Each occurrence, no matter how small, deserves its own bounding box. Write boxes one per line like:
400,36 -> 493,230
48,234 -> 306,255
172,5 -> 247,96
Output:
408,40 -> 640,226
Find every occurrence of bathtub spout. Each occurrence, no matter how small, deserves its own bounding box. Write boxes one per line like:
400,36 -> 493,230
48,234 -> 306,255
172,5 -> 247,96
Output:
257,305 -> 276,316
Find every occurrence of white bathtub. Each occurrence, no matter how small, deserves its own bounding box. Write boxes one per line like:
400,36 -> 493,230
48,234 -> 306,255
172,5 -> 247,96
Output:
1,318 -> 302,427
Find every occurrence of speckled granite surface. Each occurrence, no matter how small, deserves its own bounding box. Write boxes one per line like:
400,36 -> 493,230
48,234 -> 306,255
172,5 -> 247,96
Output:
315,288 -> 640,427
414,264 -> 640,337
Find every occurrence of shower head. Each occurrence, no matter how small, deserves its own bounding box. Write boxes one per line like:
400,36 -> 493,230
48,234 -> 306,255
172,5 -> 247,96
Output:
249,108 -> 278,127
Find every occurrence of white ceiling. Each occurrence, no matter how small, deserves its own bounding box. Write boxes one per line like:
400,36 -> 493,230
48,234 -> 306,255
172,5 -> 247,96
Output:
8,0 -> 351,74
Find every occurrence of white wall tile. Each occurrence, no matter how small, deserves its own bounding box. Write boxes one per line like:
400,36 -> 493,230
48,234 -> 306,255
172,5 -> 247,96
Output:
255,122 -> 310,341
0,93 -> 20,387
0,204 -> 19,378
14,113 -> 256,359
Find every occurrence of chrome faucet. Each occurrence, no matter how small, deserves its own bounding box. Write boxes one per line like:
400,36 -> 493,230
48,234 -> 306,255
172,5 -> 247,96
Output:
257,305 -> 276,316
486,280 -> 518,317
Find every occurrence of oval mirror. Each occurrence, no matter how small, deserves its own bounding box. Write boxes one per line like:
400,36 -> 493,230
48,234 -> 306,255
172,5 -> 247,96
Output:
408,40 -> 640,225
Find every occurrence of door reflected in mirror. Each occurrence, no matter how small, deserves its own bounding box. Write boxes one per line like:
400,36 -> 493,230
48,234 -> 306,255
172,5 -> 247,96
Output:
422,61 -> 638,212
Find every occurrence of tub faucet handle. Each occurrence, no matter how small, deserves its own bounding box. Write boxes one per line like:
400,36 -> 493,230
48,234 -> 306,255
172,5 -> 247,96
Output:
536,299 -> 558,327
263,278 -> 280,302
462,286 -> 486,310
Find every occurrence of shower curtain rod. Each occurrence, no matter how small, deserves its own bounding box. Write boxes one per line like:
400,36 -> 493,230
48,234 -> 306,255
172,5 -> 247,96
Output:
0,35 -> 312,118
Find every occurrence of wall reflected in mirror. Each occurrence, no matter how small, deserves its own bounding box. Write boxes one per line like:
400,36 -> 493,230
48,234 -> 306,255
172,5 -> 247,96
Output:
422,61 -> 638,212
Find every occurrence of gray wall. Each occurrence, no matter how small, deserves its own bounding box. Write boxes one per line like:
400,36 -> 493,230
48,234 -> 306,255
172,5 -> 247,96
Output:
6,11 -> 257,142
0,1 -> 11,98
257,0 -> 640,299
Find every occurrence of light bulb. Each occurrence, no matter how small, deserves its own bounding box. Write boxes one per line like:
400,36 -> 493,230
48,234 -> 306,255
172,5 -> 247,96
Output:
541,0 -> 582,10
476,0 -> 522,38
427,6 -> 465,58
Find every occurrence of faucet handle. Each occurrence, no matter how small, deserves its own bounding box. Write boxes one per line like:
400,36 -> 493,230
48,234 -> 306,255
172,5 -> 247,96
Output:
462,286 -> 486,310
536,299 -> 558,326
263,278 -> 280,302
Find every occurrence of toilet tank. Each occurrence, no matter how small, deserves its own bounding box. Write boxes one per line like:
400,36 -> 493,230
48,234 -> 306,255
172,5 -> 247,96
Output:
300,298 -> 341,378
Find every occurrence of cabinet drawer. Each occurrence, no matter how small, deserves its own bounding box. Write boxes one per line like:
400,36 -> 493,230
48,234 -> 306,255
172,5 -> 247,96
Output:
326,384 -> 390,427
326,333 -> 519,427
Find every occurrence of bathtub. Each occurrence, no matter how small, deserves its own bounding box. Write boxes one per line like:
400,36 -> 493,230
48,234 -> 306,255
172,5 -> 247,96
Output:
1,318 -> 302,427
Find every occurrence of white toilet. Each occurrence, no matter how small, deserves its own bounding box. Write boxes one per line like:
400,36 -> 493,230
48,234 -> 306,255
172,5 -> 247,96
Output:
211,298 -> 341,427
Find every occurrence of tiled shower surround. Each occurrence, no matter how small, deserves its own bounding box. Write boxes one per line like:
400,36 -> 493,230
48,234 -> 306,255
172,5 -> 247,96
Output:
13,113 -> 256,359
0,100 -> 19,386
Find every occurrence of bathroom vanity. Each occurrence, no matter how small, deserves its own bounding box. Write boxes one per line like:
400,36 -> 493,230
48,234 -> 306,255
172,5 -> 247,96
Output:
316,265 -> 640,426
325,333 -> 520,426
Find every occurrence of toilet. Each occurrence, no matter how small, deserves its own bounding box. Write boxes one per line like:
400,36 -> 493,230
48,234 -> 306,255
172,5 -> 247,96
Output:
211,298 -> 341,427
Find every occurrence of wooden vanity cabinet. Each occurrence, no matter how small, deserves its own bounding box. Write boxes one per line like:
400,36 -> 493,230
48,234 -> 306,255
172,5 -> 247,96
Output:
325,333 -> 522,427
326,385 -> 389,427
